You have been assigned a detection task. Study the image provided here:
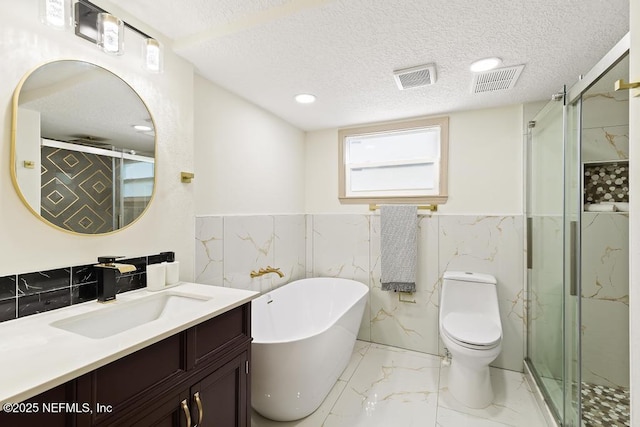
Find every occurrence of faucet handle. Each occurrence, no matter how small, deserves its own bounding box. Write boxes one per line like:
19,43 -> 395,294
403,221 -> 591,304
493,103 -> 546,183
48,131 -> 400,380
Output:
97,256 -> 125,264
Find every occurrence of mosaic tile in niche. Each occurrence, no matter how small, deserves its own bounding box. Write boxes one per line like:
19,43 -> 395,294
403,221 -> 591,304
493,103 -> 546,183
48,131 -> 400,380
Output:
584,161 -> 629,205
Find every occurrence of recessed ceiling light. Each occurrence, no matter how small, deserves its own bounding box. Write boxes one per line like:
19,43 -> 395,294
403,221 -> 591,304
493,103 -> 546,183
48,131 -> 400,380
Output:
133,124 -> 153,132
295,93 -> 316,104
470,57 -> 503,73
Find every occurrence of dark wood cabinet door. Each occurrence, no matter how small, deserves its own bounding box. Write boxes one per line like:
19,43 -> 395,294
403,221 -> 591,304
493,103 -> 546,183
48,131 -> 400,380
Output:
191,351 -> 249,427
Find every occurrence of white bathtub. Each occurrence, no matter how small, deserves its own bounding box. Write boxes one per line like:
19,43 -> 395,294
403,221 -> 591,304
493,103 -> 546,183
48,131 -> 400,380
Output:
251,277 -> 369,421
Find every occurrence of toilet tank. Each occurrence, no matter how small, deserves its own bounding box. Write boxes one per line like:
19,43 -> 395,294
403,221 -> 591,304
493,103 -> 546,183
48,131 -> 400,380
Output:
440,271 -> 499,319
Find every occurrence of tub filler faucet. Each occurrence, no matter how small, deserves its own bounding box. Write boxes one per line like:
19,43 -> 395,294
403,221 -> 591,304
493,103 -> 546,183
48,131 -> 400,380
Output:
250,266 -> 285,278
94,256 -> 137,303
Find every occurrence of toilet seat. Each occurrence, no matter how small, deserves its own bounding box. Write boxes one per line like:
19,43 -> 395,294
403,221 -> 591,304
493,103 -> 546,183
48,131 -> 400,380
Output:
442,312 -> 501,350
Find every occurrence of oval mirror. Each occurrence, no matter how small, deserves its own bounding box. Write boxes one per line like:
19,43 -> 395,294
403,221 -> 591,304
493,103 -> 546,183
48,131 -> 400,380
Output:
11,60 -> 156,235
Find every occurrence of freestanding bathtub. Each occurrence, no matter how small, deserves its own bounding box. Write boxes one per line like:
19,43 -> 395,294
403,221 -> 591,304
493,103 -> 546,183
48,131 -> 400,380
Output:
251,277 -> 369,421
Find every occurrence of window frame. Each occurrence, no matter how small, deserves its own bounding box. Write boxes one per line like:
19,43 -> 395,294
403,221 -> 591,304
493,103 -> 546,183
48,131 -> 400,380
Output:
338,115 -> 449,205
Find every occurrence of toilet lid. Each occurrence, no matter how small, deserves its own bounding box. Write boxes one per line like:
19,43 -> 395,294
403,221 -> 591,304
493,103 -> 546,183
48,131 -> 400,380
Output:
442,312 -> 501,347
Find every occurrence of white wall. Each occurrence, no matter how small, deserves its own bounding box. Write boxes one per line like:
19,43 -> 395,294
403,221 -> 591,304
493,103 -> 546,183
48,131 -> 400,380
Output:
304,105 -> 524,215
194,75 -> 305,215
15,108 -> 41,213
0,2 -> 195,278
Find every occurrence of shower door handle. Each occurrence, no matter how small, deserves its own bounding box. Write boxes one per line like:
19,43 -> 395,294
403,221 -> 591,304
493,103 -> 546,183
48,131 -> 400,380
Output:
570,221 -> 577,297
526,217 -> 532,269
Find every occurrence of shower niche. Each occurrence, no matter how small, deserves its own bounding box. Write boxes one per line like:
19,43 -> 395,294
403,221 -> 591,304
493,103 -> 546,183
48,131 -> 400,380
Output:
583,160 -> 629,211
581,79 -> 630,214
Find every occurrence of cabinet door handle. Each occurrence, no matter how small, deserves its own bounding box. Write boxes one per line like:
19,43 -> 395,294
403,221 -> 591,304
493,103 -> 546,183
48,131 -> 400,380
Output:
181,398 -> 192,427
194,391 -> 204,426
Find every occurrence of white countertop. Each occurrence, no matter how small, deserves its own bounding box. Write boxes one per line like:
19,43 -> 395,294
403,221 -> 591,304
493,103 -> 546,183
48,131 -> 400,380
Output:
0,283 -> 258,406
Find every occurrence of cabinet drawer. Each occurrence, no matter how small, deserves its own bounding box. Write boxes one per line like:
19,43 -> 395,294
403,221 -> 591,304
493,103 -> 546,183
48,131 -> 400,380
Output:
189,305 -> 251,368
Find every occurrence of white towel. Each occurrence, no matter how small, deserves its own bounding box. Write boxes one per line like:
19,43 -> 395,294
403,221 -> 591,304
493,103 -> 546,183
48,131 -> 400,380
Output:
613,202 -> 629,212
586,203 -> 616,212
380,205 -> 417,292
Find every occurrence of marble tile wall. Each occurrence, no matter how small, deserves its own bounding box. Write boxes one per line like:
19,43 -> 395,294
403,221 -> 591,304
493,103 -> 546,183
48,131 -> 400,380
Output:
582,91 -> 629,163
309,215 -> 371,339
0,253 -> 164,323
196,213 -> 525,372
581,212 -> 629,387
369,214 -> 440,356
580,85 -> 630,389
195,215 -> 306,293
527,215 -> 564,380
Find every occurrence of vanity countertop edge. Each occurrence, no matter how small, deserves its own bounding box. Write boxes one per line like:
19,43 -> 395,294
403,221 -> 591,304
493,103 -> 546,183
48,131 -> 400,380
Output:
0,282 -> 259,407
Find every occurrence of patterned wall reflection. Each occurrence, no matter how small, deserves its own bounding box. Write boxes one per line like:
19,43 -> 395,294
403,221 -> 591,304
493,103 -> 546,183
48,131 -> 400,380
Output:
41,146 -> 114,233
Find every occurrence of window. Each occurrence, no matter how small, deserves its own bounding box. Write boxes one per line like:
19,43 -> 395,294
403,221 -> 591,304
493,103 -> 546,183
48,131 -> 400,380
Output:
338,116 -> 448,205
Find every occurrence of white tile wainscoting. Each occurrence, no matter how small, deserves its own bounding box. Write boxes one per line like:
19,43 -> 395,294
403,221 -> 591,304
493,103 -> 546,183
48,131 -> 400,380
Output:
195,213 -> 526,373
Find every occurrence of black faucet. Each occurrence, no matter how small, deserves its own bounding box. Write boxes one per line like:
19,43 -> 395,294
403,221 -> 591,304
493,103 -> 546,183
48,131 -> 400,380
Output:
95,256 -> 137,303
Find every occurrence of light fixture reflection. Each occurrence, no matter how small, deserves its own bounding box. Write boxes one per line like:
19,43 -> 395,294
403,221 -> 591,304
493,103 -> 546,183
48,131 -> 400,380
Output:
144,38 -> 163,73
470,57 -> 502,72
97,13 -> 124,55
39,0 -> 71,29
133,124 -> 153,132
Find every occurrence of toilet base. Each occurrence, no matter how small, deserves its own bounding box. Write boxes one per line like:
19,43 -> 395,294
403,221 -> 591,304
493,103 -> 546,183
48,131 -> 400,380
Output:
447,357 -> 494,409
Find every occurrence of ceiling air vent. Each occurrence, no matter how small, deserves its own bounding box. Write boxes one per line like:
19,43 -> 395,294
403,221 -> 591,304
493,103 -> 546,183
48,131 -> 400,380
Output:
393,64 -> 437,90
472,65 -> 525,94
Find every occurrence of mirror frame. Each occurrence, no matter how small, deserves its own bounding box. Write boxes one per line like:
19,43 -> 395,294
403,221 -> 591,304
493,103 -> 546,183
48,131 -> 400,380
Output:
10,60 -> 157,236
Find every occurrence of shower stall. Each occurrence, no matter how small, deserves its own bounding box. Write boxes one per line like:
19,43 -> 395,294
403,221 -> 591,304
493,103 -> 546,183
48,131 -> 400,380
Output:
525,35 -> 630,427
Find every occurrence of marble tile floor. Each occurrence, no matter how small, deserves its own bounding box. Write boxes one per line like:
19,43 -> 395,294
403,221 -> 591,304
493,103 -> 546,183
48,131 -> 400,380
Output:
251,341 -> 549,427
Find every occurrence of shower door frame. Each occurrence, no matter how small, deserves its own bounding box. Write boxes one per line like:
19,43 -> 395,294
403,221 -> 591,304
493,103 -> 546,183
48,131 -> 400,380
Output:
525,33 -> 630,427
525,91 -> 568,425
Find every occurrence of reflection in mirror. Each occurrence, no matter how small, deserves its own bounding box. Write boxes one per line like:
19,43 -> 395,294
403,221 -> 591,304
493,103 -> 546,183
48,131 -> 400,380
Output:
12,60 -> 155,234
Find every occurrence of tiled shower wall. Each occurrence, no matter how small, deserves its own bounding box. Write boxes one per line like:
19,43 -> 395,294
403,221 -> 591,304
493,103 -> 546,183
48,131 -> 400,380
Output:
195,213 -> 525,372
580,85 -> 630,388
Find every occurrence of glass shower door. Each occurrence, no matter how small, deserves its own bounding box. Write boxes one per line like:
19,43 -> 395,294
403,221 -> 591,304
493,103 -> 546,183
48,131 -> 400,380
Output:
563,94 -> 581,427
526,96 -> 566,421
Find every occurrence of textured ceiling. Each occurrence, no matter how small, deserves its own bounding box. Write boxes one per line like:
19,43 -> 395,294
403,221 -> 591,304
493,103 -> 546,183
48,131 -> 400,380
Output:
111,0 -> 629,131
20,61 -> 155,155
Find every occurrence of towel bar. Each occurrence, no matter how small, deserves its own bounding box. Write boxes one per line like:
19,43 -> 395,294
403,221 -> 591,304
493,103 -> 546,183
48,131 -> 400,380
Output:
369,203 -> 437,212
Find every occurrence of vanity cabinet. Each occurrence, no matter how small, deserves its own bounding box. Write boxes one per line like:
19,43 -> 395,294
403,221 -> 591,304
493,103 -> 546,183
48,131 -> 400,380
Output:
126,350 -> 248,427
189,351 -> 249,427
0,303 -> 252,427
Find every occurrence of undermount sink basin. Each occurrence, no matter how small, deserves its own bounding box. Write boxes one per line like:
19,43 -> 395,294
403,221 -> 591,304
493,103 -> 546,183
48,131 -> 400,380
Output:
50,293 -> 210,339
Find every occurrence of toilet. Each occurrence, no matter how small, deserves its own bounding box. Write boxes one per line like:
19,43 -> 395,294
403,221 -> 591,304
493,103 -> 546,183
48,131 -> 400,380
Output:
439,271 -> 502,409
